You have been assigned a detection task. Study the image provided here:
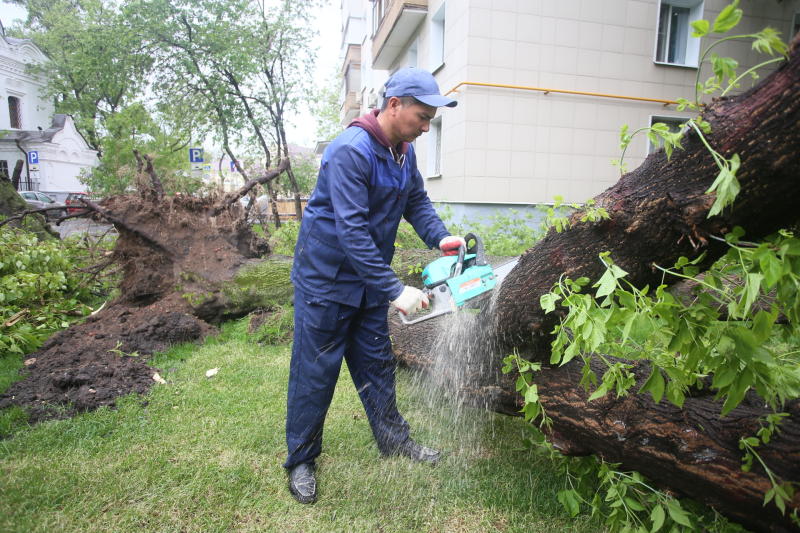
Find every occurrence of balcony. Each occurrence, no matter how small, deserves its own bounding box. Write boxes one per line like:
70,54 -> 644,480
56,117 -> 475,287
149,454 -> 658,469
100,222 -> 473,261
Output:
372,0 -> 428,70
341,44 -> 361,76
341,90 -> 361,124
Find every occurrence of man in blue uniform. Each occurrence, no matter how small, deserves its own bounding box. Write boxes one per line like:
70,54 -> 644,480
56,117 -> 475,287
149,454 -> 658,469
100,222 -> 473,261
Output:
285,67 -> 465,504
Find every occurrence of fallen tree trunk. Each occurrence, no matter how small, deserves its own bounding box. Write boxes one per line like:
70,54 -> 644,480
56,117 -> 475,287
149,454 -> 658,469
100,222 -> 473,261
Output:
391,35 -> 800,533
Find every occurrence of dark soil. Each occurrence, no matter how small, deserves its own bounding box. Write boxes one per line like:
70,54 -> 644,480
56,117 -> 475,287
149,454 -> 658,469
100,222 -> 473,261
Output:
1,191 -> 267,424
0,298 -> 213,422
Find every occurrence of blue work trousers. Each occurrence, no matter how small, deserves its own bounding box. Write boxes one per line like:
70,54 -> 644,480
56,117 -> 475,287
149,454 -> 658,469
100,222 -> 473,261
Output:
284,288 -> 410,468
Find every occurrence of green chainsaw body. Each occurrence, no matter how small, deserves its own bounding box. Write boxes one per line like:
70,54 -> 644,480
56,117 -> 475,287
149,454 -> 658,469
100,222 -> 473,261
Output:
421,254 -> 496,307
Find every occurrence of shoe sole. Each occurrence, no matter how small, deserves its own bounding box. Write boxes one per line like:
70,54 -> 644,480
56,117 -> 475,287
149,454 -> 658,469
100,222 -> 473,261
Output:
288,482 -> 317,504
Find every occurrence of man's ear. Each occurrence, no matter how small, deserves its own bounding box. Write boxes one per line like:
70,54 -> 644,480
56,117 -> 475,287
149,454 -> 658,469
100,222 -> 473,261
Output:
386,96 -> 402,112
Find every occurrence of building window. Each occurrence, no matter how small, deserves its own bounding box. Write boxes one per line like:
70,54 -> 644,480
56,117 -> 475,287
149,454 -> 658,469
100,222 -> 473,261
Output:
648,116 -> 686,154
792,12 -> 800,38
430,3 -> 445,72
407,39 -> 418,68
655,0 -> 703,67
427,116 -> 442,177
8,96 -> 22,129
372,0 -> 386,36
0,160 -> 8,180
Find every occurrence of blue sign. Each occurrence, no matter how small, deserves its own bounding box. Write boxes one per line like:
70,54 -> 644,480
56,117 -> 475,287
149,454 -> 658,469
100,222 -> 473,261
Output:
28,150 -> 39,165
189,148 -> 204,163
230,160 -> 237,172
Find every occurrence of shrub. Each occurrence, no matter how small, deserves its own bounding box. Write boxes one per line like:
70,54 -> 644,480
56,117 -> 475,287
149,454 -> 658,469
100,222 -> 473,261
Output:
267,220 -> 300,256
0,226 -> 112,356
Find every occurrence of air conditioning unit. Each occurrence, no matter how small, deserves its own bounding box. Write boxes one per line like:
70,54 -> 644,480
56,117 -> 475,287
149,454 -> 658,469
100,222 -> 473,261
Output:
367,91 -> 378,108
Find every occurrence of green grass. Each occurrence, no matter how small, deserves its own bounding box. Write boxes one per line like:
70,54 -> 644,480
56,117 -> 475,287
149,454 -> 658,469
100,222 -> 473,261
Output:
0,319 -> 604,533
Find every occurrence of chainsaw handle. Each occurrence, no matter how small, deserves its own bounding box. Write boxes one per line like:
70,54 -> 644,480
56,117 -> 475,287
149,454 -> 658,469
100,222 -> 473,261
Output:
452,244 -> 466,278
463,232 -> 488,266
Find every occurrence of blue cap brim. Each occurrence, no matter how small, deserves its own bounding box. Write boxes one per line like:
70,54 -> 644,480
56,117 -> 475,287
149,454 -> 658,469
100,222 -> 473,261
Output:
414,94 -> 458,108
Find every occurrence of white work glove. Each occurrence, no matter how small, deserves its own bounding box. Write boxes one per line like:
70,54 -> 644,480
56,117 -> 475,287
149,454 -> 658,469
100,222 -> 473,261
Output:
439,235 -> 467,256
390,286 -> 430,315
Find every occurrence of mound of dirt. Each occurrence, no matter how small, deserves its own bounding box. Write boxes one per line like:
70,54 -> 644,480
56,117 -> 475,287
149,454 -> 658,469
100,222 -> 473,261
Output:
0,296 -> 214,423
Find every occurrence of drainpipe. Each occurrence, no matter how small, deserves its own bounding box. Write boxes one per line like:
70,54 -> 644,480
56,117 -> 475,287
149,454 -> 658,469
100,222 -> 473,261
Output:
14,138 -> 30,190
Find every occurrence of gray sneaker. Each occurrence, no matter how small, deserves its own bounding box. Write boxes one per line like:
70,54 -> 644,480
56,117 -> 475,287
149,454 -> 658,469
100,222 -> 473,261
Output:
288,462 -> 317,504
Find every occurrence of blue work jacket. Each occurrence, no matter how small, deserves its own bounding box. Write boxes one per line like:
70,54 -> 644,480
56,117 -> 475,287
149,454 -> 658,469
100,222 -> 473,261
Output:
291,126 -> 449,308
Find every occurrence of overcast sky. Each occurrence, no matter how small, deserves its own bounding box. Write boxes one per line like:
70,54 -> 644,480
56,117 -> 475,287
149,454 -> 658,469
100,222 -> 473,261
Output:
0,0 -> 342,148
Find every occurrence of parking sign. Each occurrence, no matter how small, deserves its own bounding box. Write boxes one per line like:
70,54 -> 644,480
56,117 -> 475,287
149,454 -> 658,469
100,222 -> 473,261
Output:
28,150 -> 40,171
189,148 -> 204,170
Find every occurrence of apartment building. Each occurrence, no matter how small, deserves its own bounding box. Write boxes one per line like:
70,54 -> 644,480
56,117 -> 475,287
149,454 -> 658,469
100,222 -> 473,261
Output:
337,0 -> 800,219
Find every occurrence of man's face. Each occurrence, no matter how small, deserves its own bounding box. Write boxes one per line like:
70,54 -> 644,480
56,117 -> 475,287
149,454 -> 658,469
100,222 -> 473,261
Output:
391,99 -> 438,143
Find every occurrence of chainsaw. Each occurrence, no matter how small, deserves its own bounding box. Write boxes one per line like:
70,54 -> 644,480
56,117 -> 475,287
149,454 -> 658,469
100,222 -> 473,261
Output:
398,233 -> 519,325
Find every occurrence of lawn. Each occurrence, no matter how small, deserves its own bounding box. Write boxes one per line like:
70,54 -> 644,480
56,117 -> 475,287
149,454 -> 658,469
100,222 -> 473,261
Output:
0,318 -> 604,533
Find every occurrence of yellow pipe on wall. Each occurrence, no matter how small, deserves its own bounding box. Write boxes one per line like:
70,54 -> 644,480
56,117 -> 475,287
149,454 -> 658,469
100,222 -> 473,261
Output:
445,81 -> 678,106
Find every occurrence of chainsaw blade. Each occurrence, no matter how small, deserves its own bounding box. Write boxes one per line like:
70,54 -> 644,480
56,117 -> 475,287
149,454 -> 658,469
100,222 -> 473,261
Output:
491,257 -> 520,285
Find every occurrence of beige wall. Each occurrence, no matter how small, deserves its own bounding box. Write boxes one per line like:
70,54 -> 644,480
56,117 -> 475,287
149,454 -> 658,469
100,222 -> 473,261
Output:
413,0 -> 800,204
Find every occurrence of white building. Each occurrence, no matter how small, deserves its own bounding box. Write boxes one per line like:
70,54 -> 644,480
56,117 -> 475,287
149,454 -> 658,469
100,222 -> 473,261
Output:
0,20 -> 98,201
339,0 -> 800,221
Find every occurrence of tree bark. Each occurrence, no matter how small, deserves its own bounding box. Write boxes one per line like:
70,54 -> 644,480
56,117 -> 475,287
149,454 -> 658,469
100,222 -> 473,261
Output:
390,36 -> 800,533
11,159 -> 23,191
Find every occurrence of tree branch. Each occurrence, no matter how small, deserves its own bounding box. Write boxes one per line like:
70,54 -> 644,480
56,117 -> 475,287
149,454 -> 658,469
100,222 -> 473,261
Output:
210,159 -> 289,217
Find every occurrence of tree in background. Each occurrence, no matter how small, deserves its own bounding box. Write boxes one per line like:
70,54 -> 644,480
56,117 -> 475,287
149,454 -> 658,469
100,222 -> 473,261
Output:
123,0 -> 318,224
8,0 -> 193,194
8,0 -> 318,202
311,68 -> 344,143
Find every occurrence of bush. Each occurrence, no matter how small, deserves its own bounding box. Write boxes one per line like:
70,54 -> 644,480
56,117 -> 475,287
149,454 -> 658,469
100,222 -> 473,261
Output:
0,227 -> 112,356
267,220 -> 300,256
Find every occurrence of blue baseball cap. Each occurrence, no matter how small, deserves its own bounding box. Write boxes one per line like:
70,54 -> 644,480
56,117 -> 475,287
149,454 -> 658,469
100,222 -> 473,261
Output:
384,67 -> 457,108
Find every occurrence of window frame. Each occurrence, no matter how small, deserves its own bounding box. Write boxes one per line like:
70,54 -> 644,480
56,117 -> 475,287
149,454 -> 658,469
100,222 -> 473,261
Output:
8,95 -> 22,129
372,0 -> 386,37
647,115 -> 687,155
429,3 -> 446,73
426,115 -> 443,179
407,38 -> 418,69
791,11 -> 800,39
653,0 -> 704,68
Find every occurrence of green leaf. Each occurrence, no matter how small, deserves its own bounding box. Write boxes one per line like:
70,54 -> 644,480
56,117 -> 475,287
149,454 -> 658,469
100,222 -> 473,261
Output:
557,489 -> 581,517
650,504 -> 666,532
625,496 -> 646,512
711,53 -> 738,83
610,264 -> 629,280
667,499 -> 692,527
721,368 -> 753,415
712,0 -> 743,33
741,272 -> 764,316
752,309 -> 777,344
561,341 -> 580,366
639,367 -> 666,404
712,366 -> 737,390
690,19 -> 710,37
588,383 -> 609,402
540,292 -> 561,313
524,384 -> 539,404
595,270 -> 617,298
752,27 -> 788,56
